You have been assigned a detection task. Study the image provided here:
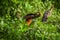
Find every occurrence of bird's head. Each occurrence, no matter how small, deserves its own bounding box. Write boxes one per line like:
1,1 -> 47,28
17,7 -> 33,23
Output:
35,12 -> 41,18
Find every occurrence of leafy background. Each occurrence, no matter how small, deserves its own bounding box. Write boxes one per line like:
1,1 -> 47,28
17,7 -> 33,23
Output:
0,0 -> 60,40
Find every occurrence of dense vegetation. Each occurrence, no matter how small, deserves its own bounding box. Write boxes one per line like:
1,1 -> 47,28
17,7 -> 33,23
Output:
0,0 -> 60,40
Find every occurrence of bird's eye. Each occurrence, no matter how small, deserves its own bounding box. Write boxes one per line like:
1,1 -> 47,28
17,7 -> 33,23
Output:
37,13 -> 40,15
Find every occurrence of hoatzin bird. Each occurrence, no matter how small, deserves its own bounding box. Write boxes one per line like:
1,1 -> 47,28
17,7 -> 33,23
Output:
24,12 -> 41,26
42,5 -> 54,22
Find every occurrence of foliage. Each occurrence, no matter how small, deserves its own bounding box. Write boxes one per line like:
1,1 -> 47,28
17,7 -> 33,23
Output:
0,0 -> 60,40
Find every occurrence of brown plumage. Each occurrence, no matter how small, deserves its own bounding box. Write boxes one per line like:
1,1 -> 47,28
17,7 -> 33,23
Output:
24,12 -> 41,26
42,5 -> 54,22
